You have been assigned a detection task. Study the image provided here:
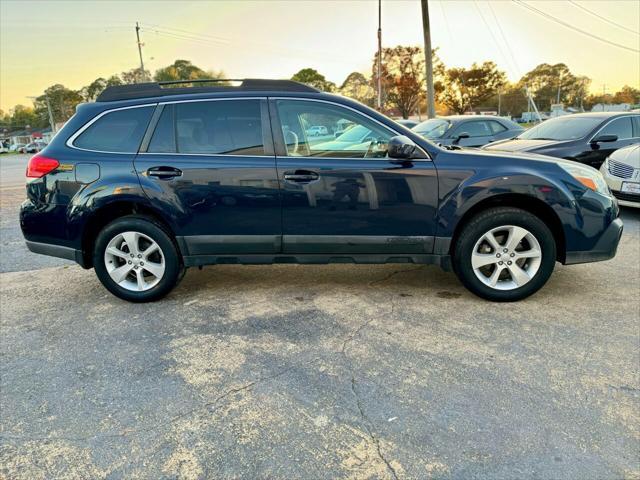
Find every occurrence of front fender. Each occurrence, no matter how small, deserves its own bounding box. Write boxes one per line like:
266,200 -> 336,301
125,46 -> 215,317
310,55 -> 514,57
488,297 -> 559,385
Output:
433,151 -> 587,255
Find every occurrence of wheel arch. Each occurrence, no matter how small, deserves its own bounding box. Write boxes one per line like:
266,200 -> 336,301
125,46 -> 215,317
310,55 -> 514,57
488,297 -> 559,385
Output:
79,200 -> 177,268
449,193 -> 566,263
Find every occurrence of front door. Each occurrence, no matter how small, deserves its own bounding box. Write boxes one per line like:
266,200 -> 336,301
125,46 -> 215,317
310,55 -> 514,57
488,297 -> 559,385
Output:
451,120 -> 494,147
271,98 -> 438,255
135,98 -> 281,256
578,116 -> 639,168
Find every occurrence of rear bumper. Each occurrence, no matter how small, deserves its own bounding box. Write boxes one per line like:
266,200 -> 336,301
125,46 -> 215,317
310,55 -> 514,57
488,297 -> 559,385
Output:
25,240 -> 87,267
564,217 -> 623,265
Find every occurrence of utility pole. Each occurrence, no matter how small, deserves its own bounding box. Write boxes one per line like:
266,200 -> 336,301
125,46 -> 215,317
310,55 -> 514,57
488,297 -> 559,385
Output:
45,95 -> 56,133
556,73 -> 562,104
376,0 -> 382,110
136,22 -> 145,82
27,95 -> 55,133
421,0 -> 436,118
498,90 -> 502,116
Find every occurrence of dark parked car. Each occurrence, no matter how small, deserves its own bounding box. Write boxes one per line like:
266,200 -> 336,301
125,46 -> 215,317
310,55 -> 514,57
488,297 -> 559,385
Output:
412,115 -> 524,147
483,112 -> 640,168
21,79 -> 622,303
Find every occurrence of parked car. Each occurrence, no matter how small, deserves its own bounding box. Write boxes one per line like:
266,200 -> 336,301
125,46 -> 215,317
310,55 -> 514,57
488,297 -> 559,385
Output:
9,143 -> 26,152
483,112 -> 640,169
0,141 -> 8,154
21,79 -> 622,303
306,125 -> 328,136
412,116 -> 524,148
396,119 -> 418,129
600,143 -> 640,208
19,141 -> 47,154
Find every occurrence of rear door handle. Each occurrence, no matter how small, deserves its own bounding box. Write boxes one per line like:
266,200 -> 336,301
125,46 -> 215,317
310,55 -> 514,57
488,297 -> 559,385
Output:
283,170 -> 319,183
147,166 -> 182,179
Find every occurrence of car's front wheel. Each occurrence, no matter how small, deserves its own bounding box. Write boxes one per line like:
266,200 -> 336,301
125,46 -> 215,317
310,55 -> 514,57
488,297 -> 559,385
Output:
93,215 -> 184,302
452,207 -> 556,301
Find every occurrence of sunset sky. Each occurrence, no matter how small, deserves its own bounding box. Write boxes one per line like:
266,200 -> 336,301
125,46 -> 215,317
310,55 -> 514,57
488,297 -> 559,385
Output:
1,0 -> 638,111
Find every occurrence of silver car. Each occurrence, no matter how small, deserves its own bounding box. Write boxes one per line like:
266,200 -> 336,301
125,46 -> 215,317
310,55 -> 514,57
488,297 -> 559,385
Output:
412,116 -> 524,148
600,143 -> 640,208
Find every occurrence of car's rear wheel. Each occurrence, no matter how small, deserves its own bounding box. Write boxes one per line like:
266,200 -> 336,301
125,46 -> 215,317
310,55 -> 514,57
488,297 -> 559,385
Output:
93,215 -> 184,302
452,207 -> 556,301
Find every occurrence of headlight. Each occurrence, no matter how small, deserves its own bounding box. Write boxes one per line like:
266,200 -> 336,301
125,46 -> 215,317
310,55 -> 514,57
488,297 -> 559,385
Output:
559,162 -> 609,195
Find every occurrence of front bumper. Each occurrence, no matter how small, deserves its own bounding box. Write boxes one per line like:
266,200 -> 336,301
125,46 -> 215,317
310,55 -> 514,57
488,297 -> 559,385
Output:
565,217 -> 624,265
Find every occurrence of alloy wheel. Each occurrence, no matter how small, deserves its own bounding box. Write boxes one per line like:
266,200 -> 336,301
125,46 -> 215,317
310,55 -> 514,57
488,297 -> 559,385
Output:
471,225 -> 542,291
104,231 -> 165,292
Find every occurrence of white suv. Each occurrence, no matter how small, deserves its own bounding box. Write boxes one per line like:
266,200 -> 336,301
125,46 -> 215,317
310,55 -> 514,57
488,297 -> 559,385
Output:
600,143 -> 640,208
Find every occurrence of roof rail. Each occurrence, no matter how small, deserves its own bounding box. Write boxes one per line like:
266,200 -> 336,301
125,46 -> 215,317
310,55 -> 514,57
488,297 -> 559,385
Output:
96,78 -> 319,102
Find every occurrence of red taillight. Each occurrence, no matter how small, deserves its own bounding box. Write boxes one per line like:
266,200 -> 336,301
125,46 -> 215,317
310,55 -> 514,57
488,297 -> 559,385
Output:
26,155 -> 59,178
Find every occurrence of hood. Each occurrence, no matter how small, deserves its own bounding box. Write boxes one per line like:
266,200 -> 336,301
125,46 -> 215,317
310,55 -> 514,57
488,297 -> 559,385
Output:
483,138 -> 570,152
442,145 -> 583,170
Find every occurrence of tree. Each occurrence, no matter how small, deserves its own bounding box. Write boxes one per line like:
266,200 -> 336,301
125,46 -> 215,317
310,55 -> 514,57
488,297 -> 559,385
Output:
34,85 -> 83,125
106,75 -> 123,87
8,105 -> 41,129
612,85 -> 640,105
291,68 -> 336,92
518,63 -> 590,109
339,72 -> 375,106
441,62 -> 506,114
81,78 -> 107,102
154,59 -> 224,83
374,45 -> 443,119
121,67 -> 152,84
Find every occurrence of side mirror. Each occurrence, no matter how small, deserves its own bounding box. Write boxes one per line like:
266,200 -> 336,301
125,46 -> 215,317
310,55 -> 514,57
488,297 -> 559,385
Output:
591,134 -> 618,143
387,135 -> 418,159
452,132 -> 470,145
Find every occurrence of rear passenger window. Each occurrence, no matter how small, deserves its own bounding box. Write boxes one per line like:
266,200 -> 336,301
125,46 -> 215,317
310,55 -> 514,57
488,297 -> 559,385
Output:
175,100 -> 265,155
148,104 -> 176,153
74,106 -> 154,152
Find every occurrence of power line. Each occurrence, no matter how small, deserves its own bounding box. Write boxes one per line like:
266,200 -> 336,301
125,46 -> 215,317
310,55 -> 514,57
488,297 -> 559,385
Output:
486,1 -> 522,76
568,0 -> 639,36
513,0 -> 639,53
474,0 -> 519,78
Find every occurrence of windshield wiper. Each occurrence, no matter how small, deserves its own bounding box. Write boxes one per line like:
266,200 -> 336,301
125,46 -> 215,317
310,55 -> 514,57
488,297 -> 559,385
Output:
528,137 -> 555,140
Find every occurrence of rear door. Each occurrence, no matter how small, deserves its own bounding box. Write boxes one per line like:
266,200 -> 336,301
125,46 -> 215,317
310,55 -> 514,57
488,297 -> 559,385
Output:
271,98 -> 438,255
135,97 -> 281,256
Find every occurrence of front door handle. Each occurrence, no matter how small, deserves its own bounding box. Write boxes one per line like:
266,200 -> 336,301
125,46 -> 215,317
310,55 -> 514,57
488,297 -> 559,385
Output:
283,170 -> 319,183
147,166 -> 182,179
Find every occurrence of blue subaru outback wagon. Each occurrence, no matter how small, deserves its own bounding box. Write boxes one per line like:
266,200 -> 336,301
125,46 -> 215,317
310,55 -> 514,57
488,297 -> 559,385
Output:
20,79 -> 623,302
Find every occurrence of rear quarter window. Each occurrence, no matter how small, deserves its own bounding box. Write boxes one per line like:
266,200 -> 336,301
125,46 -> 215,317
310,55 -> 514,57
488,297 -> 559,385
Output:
73,106 -> 154,152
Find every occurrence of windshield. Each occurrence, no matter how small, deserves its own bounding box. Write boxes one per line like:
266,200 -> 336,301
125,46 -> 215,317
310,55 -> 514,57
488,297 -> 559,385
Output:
518,116 -> 602,141
336,124 -> 371,142
413,119 -> 450,139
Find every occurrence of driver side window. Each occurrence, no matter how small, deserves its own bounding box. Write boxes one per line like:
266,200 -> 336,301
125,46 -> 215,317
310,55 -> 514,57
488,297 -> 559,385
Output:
275,100 -> 395,158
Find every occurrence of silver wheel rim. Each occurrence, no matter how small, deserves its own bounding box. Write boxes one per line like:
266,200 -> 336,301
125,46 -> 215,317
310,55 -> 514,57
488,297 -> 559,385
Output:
471,225 -> 542,291
104,231 -> 165,292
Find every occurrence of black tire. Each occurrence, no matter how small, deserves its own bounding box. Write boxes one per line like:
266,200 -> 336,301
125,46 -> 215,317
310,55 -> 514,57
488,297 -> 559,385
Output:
93,215 -> 184,302
452,207 -> 556,302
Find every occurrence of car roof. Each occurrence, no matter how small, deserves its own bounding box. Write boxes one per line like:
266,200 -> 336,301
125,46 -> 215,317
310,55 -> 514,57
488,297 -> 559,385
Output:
96,79 -> 319,102
554,111 -> 638,120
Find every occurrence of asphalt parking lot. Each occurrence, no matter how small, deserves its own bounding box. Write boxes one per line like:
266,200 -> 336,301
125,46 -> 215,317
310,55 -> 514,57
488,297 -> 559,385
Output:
1,154 -> 639,479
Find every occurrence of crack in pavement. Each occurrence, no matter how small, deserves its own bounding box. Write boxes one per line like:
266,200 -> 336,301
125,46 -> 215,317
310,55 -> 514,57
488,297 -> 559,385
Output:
0,363 -> 305,444
341,294 -> 400,480
368,266 -> 425,287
